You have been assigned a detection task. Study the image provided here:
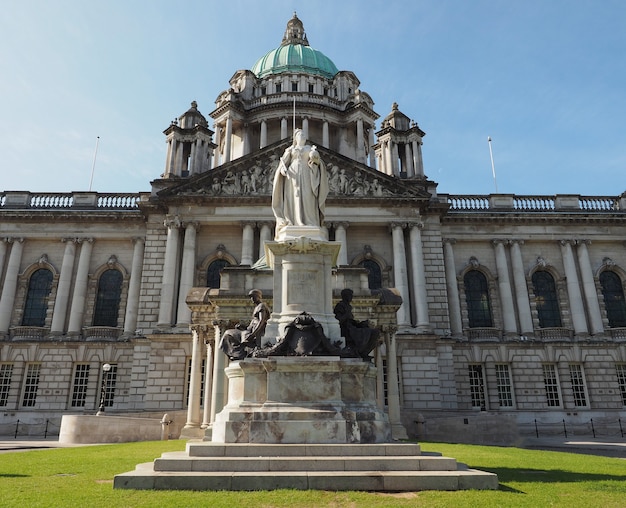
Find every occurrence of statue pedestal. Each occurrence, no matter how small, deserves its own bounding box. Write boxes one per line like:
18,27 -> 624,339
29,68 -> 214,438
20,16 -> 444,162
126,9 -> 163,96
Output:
264,236 -> 342,343
211,357 -> 391,444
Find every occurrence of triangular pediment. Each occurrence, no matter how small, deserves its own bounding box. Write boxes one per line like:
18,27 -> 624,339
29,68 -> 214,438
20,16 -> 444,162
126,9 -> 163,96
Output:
156,139 -> 432,202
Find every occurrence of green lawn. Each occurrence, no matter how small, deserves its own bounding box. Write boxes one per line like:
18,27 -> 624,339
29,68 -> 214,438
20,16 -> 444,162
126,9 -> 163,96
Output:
0,439 -> 624,507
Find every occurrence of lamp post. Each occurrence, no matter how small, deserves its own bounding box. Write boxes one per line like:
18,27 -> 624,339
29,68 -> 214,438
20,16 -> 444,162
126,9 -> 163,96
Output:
96,363 -> 112,416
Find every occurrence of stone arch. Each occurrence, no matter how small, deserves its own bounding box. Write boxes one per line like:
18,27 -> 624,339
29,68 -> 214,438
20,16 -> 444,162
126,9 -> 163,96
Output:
198,244 -> 238,288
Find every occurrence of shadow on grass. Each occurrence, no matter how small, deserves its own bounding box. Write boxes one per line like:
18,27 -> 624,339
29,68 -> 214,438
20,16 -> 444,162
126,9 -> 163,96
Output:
0,474 -> 30,478
474,466 -> 626,485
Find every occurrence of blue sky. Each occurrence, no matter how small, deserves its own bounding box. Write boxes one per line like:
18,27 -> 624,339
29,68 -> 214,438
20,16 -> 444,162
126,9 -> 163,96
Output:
1,0 -> 624,196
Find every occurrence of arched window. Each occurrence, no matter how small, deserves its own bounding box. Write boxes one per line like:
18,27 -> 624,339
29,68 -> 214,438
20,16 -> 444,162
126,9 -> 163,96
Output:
206,259 -> 230,289
532,271 -> 562,328
359,259 -> 382,290
463,270 -> 493,328
22,269 -> 53,326
600,271 -> 626,328
93,270 -> 123,327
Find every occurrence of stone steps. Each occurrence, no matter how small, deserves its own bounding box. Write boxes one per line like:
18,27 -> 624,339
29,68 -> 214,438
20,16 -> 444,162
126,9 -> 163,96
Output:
114,441 -> 499,492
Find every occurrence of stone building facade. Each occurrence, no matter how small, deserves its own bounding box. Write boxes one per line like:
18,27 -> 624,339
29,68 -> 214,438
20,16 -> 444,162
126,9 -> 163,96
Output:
0,14 -> 624,442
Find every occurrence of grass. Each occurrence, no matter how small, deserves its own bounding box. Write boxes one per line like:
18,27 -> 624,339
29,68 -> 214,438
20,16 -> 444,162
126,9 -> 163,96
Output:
0,440 -> 625,507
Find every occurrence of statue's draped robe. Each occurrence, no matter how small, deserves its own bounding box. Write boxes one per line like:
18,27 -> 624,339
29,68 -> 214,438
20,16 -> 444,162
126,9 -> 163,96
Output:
272,145 -> 329,235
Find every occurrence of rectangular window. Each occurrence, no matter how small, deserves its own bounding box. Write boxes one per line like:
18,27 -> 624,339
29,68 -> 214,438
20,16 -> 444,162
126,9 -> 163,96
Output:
616,364 -> 626,406
308,83 -> 314,93
261,86 -> 266,96
569,364 -> 588,407
185,357 -> 206,407
0,364 -> 13,407
543,364 -> 561,407
275,83 -> 281,93
101,364 -> 118,408
495,364 -> 514,407
22,363 -> 41,407
70,364 -> 90,408
468,364 -> 486,410
291,82 -> 298,92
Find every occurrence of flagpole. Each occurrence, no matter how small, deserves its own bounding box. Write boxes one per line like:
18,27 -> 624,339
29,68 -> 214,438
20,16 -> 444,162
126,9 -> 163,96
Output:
488,136 -> 498,193
89,136 -> 100,192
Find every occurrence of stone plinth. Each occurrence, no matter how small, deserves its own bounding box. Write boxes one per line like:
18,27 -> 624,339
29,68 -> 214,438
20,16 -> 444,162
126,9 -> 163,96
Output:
264,237 -> 341,342
211,357 -> 391,444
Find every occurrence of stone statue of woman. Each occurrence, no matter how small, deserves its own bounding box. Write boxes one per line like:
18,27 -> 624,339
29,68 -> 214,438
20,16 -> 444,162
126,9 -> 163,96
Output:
271,129 -> 329,239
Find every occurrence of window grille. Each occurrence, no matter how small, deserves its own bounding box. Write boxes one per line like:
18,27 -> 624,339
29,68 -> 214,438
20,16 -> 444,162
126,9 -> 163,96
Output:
207,259 -> 230,289
0,364 -> 13,407
464,270 -> 493,328
359,259 -> 382,290
532,271 -> 562,328
70,364 -> 90,408
22,363 -> 41,407
599,271 -> 626,328
616,364 -> 626,406
101,364 -> 117,407
468,364 -> 486,410
495,364 -> 514,407
542,364 -> 561,407
93,270 -> 123,327
22,269 -> 53,326
569,364 -> 588,407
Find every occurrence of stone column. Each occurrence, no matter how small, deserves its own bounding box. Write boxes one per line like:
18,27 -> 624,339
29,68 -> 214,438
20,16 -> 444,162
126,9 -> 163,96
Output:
391,142 -> 400,176
493,239 -> 517,335
384,326 -> 408,439
334,222 -> 349,266
409,223 -> 431,332
123,237 -> 145,336
404,143 -> 414,177
0,238 -> 24,335
413,140 -> 424,177
189,142 -> 197,175
260,120 -> 267,149
280,117 -> 288,140
67,238 -> 94,336
356,118 -> 365,163
157,217 -> 181,327
164,138 -> 174,175
0,237 -> 8,279
368,127 -> 377,169
240,222 -> 256,266
390,223 -> 410,327
242,124 -> 250,156
258,222 -> 273,260
176,222 -> 198,326
443,239 -> 463,337
385,141 -> 394,176
202,336 -> 215,429
50,238 -> 78,335
224,117 -> 233,162
576,240 -> 604,335
181,325 -> 205,439
560,240 -> 588,335
510,240 -> 534,335
322,121 -> 329,147
211,321 -> 228,423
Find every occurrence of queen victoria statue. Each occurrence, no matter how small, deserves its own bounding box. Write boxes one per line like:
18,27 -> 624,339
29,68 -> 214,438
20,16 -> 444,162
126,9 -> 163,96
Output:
271,128 -> 329,239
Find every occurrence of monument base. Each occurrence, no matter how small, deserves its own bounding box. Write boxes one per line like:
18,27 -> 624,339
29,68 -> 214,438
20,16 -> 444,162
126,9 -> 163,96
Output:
211,356 -> 391,444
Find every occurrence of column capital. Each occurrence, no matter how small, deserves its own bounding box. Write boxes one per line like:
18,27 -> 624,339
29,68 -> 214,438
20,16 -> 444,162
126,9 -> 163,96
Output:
7,237 -> 25,244
240,221 -> 257,228
389,221 -> 407,232
164,215 -> 181,229
332,221 -> 350,230
61,237 -> 79,244
182,221 -> 200,230
442,237 -> 457,245
258,221 -> 274,229
191,324 -> 212,342
408,221 -> 424,230
575,239 -> 591,246
131,236 -> 145,245
559,239 -> 575,247
491,238 -> 508,246
76,237 -> 94,245
510,239 -> 525,246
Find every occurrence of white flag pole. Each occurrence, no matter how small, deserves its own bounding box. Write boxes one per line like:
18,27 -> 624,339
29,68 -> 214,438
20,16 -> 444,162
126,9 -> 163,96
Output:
488,136 -> 498,193
89,136 -> 100,192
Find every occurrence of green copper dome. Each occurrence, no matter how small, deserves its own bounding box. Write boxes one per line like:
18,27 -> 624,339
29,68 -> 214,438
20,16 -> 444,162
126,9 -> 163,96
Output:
252,14 -> 338,80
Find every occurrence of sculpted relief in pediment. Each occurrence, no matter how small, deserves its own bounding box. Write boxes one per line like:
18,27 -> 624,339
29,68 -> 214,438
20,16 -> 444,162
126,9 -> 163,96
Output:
170,147 -> 425,200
